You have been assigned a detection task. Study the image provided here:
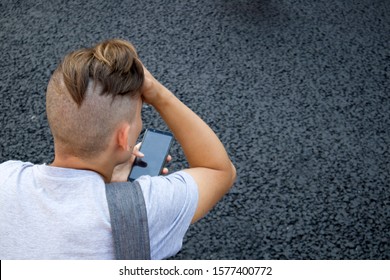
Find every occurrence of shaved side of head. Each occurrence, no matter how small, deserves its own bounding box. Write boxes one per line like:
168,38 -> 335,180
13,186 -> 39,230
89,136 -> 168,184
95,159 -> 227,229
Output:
46,39 -> 144,159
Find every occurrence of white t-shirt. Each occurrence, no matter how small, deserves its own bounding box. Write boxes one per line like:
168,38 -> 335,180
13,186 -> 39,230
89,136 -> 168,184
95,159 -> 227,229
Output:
0,160 -> 198,260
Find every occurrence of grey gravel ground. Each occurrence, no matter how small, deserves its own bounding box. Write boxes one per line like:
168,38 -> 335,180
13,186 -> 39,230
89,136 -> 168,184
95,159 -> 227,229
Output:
0,0 -> 389,259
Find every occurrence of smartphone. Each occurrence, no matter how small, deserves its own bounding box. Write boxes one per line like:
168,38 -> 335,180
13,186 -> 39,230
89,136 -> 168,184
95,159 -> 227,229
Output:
128,128 -> 173,182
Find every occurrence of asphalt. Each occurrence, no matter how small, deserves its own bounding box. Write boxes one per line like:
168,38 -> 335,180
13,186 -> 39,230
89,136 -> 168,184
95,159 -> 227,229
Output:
0,0 -> 389,259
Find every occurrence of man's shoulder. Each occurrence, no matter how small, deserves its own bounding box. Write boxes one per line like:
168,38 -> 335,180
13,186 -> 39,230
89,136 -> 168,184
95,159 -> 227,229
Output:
135,171 -> 199,259
0,160 -> 33,167
136,171 -> 197,194
0,160 -> 34,186
0,160 -> 33,172
136,170 -> 198,218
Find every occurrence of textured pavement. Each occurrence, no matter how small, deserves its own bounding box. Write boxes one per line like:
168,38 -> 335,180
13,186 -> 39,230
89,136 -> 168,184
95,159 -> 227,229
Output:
0,0 -> 389,259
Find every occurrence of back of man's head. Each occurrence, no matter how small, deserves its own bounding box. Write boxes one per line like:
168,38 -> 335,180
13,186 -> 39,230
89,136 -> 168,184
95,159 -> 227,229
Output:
46,39 -> 144,159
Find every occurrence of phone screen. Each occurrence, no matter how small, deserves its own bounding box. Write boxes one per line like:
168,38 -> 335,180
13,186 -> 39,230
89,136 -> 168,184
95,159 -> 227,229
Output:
128,128 -> 173,182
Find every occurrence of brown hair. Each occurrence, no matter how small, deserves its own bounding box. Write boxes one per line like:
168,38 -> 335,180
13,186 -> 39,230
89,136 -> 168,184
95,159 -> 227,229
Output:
46,39 -> 144,159
60,39 -> 144,106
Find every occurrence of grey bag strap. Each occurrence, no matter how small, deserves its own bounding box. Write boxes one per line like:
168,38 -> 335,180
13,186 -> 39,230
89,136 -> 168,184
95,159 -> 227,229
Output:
105,181 -> 151,260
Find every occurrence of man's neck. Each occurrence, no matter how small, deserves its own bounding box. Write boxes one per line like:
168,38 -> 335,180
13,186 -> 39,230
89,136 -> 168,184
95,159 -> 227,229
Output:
50,155 -> 112,183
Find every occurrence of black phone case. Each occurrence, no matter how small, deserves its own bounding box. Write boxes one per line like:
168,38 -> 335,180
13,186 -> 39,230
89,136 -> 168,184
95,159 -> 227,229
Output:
128,128 -> 173,182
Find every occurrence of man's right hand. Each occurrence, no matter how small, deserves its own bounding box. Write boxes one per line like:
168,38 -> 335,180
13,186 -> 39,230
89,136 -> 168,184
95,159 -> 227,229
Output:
140,65 -> 236,224
140,66 -> 171,106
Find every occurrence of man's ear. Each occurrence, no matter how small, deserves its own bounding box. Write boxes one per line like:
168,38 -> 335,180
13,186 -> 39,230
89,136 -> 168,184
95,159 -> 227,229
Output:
116,122 -> 131,152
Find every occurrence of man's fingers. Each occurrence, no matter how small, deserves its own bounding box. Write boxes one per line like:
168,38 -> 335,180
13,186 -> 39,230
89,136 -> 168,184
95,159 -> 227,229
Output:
132,143 -> 144,158
161,155 -> 172,175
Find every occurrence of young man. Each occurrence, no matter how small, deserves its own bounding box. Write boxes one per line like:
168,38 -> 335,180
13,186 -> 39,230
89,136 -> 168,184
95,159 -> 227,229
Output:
0,39 -> 236,259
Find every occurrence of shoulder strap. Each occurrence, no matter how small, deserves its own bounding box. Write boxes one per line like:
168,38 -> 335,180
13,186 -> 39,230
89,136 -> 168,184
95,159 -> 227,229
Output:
105,181 -> 151,260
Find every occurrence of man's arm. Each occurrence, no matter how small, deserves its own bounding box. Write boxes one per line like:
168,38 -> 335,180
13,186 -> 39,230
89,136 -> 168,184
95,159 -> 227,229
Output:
141,67 -> 236,223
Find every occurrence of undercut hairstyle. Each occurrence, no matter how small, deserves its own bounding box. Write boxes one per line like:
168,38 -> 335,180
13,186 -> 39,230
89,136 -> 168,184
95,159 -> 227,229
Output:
60,39 -> 144,106
46,39 -> 144,159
